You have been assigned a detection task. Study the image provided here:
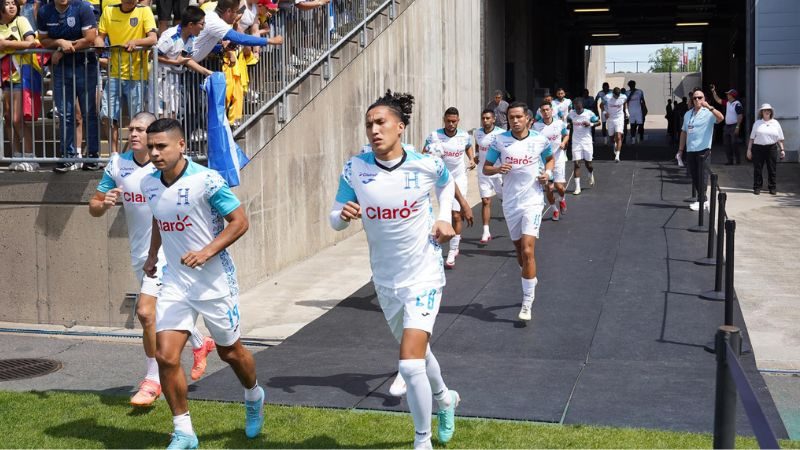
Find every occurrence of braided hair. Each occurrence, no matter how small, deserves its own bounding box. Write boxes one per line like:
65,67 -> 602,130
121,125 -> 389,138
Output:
367,90 -> 415,125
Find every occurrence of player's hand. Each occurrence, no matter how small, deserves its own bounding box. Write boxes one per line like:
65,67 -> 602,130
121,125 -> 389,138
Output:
143,254 -> 158,278
459,204 -> 474,227
604,112 -> 609,120
181,249 -> 213,269
340,201 -> 361,222
473,155 -> 480,165
537,171 -> 550,185
269,35 -> 284,45
103,187 -> 123,208
431,220 -> 455,244
583,121 -> 591,127
498,163 -> 512,174
468,160 -> 477,170
124,40 -> 138,52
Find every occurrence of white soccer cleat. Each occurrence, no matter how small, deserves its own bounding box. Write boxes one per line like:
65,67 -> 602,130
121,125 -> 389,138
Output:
480,231 -> 492,244
689,201 -> 700,211
444,250 -> 458,269
589,173 -> 595,186
614,151 -> 620,163
388,373 -> 407,397
573,186 -> 581,195
518,304 -> 532,321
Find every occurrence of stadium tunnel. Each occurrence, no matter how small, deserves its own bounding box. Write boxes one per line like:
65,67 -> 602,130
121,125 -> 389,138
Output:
482,0 -> 748,109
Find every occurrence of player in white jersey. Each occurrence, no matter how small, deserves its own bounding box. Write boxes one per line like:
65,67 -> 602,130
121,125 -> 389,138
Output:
604,87 -> 628,162
533,101 -> 570,221
423,107 -> 475,269
626,80 -> 647,144
88,113 -> 214,409
552,88 -> 573,119
567,98 -> 600,195
535,94 -> 566,122
140,119 -> 263,449
330,91 -> 460,450
484,102 -> 554,322
473,109 -> 506,243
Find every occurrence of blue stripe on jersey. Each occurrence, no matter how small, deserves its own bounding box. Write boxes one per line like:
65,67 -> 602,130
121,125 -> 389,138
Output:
485,147 -> 500,165
209,187 -> 241,217
97,171 -> 116,193
335,159 -> 357,204
542,146 -> 554,159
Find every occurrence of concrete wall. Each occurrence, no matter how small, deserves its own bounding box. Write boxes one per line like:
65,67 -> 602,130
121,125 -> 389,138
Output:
756,0 -> 800,66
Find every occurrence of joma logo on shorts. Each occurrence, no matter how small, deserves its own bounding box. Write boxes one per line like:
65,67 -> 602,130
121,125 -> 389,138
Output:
365,200 -> 419,220
157,215 -> 193,232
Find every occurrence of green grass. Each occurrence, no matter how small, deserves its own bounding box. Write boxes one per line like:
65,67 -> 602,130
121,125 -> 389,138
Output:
0,391 -> 796,448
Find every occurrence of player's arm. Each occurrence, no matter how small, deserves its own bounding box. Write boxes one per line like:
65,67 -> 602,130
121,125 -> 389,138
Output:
559,126 -> 569,148
330,163 -> 359,230
482,145 -> 508,176
710,85 -> 723,105
465,144 -> 476,170
538,154 -> 555,186
89,188 -> 123,217
181,206 -> 248,269
454,183 -> 473,226
143,217 -> 162,277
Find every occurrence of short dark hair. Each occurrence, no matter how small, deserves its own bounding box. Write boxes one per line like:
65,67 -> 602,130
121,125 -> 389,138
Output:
146,118 -> 184,138
216,0 -> 239,14
181,5 -> 205,26
540,100 -> 552,109
612,87 -> 621,96
367,89 -> 414,126
444,107 -> 459,117
481,108 -> 495,116
507,101 -> 528,115
602,82 -> 610,89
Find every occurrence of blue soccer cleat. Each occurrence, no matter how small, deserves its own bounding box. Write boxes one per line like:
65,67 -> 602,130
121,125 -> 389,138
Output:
245,386 -> 266,438
166,431 -> 198,449
437,390 -> 460,444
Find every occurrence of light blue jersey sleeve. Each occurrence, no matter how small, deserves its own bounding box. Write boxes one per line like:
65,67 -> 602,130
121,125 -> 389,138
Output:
97,171 -> 117,193
590,112 -> 599,123
485,146 -> 501,165
205,171 -> 241,216
541,145 -> 554,159
561,123 -> 569,136
334,160 -> 357,204
434,156 -> 451,187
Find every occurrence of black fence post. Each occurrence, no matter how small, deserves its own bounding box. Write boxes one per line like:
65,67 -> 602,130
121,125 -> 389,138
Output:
701,192 -> 727,301
696,174 -> 718,265
713,325 -> 742,449
724,220 -> 736,326
685,182 -> 698,203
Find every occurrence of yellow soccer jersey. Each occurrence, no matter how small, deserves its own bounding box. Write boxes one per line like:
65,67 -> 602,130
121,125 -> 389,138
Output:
99,4 -> 156,80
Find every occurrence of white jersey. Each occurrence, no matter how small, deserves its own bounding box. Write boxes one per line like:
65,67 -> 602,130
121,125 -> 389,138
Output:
568,109 -> 599,146
604,93 -> 628,121
533,119 -> 569,163
552,98 -> 572,118
140,159 -> 242,300
335,151 -> 451,289
627,89 -> 645,115
97,152 -> 158,268
485,130 -> 552,211
359,143 -> 416,154
156,25 -> 195,74
424,128 -> 471,179
474,126 -> 506,176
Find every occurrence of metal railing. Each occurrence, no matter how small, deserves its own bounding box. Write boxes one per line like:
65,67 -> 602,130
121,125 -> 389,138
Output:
1,0 -> 396,168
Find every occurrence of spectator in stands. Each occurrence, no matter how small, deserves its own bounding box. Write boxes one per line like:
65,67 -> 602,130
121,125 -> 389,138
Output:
710,84 -> 744,165
1,0 -> 40,166
747,103 -> 785,195
486,90 -> 508,129
191,0 -> 274,63
96,0 -> 157,155
238,0 -> 283,60
18,0 -> 36,31
156,6 -> 212,119
38,0 -> 100,172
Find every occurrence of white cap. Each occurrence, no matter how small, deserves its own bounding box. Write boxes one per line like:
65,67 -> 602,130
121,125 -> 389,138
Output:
759,103 -> 773,111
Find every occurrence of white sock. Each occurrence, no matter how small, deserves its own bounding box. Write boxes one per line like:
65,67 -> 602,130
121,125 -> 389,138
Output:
450,234 -> 461,252
173,412 -> 194,435
482,225 -> 490,235
75,147 -> 82,157
521,277 -> 538,306
575,178 -> 581,189
145,357 -> 159,383
189,329 -> 204,350
244,381 -> 262,401
425,347 -> 450,410
399,359 -> 432,447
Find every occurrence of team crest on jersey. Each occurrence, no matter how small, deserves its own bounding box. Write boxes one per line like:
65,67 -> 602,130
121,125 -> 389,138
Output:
404,172 -> 420,190
130,17 -> 139,26
176,188 -> 190,205
66,17 -> 76,27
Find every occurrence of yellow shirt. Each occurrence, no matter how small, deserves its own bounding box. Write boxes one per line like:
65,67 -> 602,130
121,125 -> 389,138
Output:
0,16 -> 35,84
200,1 -> 217,12
99,4 -> 157,80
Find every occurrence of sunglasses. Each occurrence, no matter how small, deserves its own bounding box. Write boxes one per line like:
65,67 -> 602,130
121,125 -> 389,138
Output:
693,96 -> 704,100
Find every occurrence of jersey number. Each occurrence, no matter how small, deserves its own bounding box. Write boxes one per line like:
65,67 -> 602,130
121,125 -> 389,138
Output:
415,289 -> 437,310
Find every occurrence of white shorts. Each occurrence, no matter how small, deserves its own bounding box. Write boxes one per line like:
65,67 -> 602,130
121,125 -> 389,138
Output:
505,204 -> 543,241
572,142 -> 594,161
552,160 -> 566,184
134,259 -> 164,298
156,284 -> 241,347
451,174 -> 468,212
478,174 -> 502,199
157,72 -> 182,116
607,118 -> 625,135
376,283 -> 442,341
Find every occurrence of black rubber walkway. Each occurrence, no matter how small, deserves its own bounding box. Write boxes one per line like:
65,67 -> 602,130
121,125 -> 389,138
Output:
190,146 -> 787,437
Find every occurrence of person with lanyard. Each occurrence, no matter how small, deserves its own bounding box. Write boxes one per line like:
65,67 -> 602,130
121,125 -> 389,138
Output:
747,103 -> 785,195
679,88 -> 724,212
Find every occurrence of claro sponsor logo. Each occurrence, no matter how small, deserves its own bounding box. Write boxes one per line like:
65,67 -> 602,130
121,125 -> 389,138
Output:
504,155 -> 535,166
365,200 -> 419,220
158,215 -> 193,232
123,191 -> 147,203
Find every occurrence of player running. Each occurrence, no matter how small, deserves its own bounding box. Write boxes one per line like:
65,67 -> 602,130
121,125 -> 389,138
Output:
604,87 -> 628,162
552,88 -> 573,119
141,119 -> 263,449
473,109 -> 506,243
567,98 -> 599,195
330,90 -> 461,449
88,112 -> 215,409
626,80 -> 647,144
423,107 -> 475,269
484,102 -> 553,321
533,102 -> 569,221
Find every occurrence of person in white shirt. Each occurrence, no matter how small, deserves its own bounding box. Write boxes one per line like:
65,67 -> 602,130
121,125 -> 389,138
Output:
747,103 -> 785,195
533,101 -> 569,221
552,87 -> 572,119
595,82 -> 611,144
484,101 -> 554,321
626,80 -> 646,144
604,87 -> 627,162
330,90 -> 461,450
88,112 -> 214,409
710,85 -> 744,165
473,109 -> 505,243
567,98 -> 599,195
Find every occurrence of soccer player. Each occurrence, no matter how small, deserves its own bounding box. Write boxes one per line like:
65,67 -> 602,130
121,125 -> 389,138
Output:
89,113 -> 215,409
552,88 -> 572,119
483,102 -> 554,321
627,80 -> 646,144
533,102 -> 569,221
330,90 -> 460,450
568,98 -> 599,195
141,119 -> 263,448
473,109 -> 505,243
423,107 -> 475,269
595,82 -> 611,144
604,87 -> 627,162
